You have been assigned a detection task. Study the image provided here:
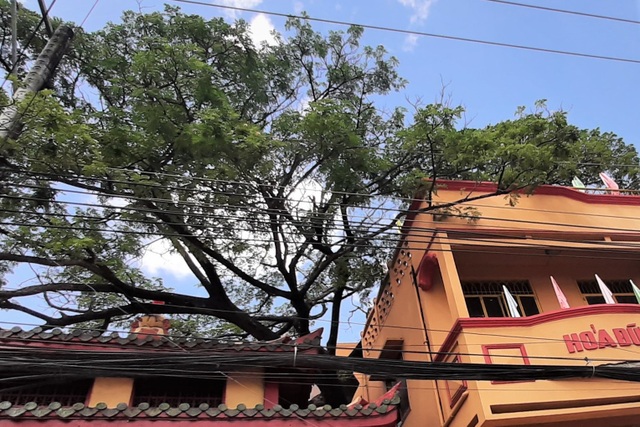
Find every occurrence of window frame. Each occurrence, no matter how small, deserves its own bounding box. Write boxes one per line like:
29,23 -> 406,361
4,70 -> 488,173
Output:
577,279 -> 639,305
462,280 -> 540,318
0,378 -> 93,406
132,376 -> 225,407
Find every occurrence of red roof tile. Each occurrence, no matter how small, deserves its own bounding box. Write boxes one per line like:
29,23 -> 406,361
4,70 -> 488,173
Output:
0,327 -> 323,353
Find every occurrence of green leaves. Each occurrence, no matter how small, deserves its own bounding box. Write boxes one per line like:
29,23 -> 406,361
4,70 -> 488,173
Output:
0,2 -> 638,340
401,101 -> 639,194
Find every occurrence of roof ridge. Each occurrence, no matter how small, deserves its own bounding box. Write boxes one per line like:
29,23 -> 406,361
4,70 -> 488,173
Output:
0,399 -> 399,420
0,326 -> 323,352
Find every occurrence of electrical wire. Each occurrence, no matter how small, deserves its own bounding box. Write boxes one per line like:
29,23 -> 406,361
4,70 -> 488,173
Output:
6,169 -> 640,228
3,205 -> 640,262
79,0 -> 100,28
166,0 -> 640,65
3,193 -> 640,256
9,162 -> 640,204
3,192 -> 640,253
484,0 -> 640,25
0,347 -> 636,383
4,179 -> 640,242
2,310 -> 640,363
3,218 -> 640,262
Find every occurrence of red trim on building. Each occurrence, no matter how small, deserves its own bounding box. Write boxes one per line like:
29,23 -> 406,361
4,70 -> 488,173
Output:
436,304 -> 640,359
293,329 -> 323,345
438,227 -> 640,242
443,355 -> 467,408
445,380 -> 467,408
263,382 -> 278,409
373,383 -> 401,407
481,343 -> 532,384
434,180 -> 640,206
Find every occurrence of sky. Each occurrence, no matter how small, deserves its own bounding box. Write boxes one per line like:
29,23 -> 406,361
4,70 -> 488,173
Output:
3,0 -> 640,342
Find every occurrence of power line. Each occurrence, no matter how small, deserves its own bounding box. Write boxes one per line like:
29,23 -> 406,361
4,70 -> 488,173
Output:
167,0 -> 640,65
0,345 -> 637,383
80,0 -> 100,28
4,184 -> 640,246
5,193 -> 640,263
5,183 -> 640,257
5,178 -> 640,239
0,334 -> 622,367
3,218 -> 640,261
485,0 -> 640,26
2,305 -> 640,362
0,335 -> 617,364
9,166 -> 640,223
145,301 -> 640,359
10,163 -> 640,210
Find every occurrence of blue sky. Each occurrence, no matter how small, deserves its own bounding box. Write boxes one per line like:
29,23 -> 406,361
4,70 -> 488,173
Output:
3,0 -> 640,341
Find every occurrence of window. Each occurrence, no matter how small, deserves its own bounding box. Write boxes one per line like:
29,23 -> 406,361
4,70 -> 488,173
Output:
132,377 -> 224,407
370,340 -> 410,421
0,378 -> 93,406
278,379 -> 313,407
462,281 -> 540,318
578,279 -> 639,305
443,349 -> 466,408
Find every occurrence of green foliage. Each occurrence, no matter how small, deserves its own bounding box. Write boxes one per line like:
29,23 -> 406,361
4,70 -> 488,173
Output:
0,3 -> 637,341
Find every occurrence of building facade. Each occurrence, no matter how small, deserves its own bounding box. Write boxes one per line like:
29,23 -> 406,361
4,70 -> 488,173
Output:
357,181 -> 640,427
0,317 -> 400,427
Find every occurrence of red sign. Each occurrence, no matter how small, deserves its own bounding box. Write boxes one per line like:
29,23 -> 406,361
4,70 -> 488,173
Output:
563,323 -> 640,353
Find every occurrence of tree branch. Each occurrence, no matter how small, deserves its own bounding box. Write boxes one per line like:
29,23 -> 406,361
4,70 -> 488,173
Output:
144,200 -> 290,299
0,300 -> 55,323
169,237 -> 211,288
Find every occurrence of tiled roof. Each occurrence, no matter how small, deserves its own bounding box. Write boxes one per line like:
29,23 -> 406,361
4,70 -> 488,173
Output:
0,399 -> 400,420
0,327 -> 323,352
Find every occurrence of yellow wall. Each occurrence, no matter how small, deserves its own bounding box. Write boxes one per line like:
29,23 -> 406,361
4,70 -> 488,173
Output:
457,311 -> 640,426
87,377 -> 134,408
360,182 -> 640,427
225,369 -> 265,408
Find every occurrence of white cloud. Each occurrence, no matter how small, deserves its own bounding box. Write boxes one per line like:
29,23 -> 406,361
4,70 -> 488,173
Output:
397,0 -> 436,24
287,179 -> 323,214
248,13 -> 278,47
219,0 -> 264,18
293,1 -> 304,14
297,95 -> 311,115
402,34 -> 419,51
140,239 -> 192,280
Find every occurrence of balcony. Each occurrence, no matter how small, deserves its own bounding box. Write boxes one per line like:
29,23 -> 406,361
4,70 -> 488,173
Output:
435,304 -> 640,427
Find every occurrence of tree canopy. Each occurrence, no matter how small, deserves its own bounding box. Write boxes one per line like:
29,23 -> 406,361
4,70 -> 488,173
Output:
0,2 -> 638,345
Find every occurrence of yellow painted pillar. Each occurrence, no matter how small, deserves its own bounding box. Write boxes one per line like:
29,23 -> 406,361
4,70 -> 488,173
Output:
433,231 -> 468,319
225,369 -> 265,407
87,377 -> 134,408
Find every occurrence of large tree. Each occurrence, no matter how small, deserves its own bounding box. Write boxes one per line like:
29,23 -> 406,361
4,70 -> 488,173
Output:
0,2 -> 638,345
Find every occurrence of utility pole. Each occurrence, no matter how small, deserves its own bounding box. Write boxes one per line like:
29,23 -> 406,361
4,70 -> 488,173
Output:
37,0 -> 54,37
0,25 -> 74,142
11,0 -> 17,79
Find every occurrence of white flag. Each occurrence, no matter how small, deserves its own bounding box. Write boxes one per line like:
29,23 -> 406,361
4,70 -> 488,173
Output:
502,285 -> 521,318
595,274 -> 616,304
631,280 -> 640,304
550,276 -> 570,309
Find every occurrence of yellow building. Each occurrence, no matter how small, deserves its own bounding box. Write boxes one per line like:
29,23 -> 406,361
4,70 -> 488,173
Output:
0,318 -> 401,427
358,180 -> 640,427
